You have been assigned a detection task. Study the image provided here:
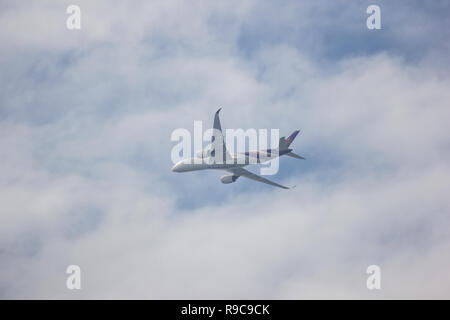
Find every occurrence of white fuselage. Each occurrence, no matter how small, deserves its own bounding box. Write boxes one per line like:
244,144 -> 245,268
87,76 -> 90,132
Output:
171,157 -> 246,172
171,150 -> 283,173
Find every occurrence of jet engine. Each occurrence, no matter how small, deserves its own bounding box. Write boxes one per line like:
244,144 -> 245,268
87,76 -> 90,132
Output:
221,174 -> 239,184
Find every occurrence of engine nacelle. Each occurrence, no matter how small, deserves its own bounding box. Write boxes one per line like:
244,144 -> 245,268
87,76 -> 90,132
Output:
221,174 -> 239,184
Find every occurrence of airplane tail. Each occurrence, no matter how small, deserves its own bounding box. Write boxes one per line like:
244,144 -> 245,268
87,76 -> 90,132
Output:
279,130 -> 300,150
279,130 -> 305,160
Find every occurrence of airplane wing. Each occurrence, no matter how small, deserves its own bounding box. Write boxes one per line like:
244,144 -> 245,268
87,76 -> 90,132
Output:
210,108 -> 233,163
213,107 -> 223,133
226,167 -> 292,189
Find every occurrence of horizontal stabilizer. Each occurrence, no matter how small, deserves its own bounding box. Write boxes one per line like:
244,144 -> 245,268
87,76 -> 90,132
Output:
286,151 -> 305,160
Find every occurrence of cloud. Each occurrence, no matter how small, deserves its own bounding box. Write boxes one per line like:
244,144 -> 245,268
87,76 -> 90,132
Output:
0,1 -> 449,298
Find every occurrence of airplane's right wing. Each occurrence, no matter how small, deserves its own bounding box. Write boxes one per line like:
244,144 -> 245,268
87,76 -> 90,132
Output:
227,167 -> 292,189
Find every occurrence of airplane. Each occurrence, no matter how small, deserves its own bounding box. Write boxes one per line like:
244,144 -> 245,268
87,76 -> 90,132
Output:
171,108 -> 304,189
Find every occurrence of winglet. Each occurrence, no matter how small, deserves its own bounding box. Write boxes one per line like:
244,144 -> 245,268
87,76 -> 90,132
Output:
216,107 -> 222,114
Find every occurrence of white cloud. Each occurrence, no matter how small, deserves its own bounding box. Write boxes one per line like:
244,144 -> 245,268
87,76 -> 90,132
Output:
0,1 -> 449,299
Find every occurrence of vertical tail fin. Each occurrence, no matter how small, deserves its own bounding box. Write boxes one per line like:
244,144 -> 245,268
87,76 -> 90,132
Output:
279,130 -> 300,150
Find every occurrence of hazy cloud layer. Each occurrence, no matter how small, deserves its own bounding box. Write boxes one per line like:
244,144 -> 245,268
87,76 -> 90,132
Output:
0,0 -> 449,298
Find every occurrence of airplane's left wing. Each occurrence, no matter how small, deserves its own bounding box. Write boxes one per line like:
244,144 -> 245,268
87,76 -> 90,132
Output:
210,108 -> 233,163
226,167 -> 292,189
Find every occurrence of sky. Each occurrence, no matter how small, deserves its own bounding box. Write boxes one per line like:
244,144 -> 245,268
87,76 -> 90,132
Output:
0,0 -> 450,299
